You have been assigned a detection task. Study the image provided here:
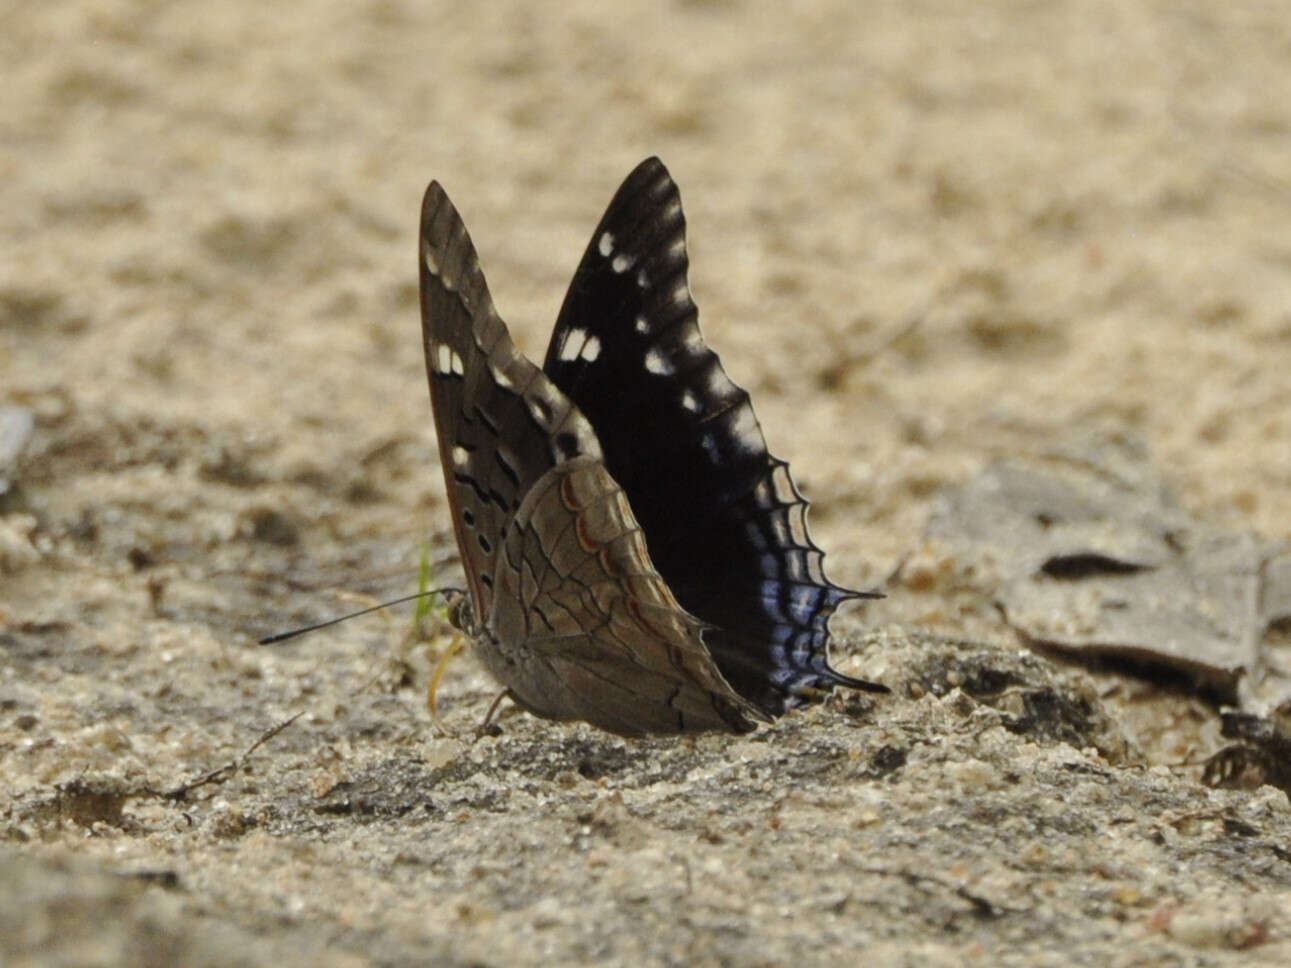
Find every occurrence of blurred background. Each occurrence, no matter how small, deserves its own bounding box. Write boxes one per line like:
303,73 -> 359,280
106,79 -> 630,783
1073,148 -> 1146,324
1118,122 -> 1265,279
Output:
4,2 -> 1291,962
5,1 -> 1289,596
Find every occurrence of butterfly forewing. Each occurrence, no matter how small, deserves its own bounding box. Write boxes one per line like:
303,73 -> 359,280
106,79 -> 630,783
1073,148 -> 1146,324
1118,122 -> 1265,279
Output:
420,182 -> 601,627
542,158 -> 883,717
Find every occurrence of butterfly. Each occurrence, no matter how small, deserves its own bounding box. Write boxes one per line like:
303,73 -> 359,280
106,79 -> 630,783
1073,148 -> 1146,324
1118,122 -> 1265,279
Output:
419,157 -> 886,736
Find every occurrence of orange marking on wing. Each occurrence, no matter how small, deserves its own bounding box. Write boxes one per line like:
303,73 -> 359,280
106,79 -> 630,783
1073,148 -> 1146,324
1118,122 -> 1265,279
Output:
558,473 -> 581,510
574,513 -> 599,554
598,545 -> 620,579
558,475 -> 601,555
624,594 -> 666,642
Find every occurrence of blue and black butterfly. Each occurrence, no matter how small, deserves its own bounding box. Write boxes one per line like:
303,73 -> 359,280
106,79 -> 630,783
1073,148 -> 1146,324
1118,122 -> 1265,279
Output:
420,157 -> 885,736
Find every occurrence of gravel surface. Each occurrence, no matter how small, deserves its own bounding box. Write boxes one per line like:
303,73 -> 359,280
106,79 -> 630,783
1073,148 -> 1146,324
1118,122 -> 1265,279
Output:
3,2 -> 1290,964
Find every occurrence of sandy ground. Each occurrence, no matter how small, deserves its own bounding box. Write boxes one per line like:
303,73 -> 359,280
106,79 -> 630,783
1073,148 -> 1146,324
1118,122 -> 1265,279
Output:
3,0 -> 1291,964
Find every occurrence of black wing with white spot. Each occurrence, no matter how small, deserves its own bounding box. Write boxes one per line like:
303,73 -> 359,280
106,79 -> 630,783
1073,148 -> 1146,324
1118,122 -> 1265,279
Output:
420,182 -> 601,628
542,157 -> 885,717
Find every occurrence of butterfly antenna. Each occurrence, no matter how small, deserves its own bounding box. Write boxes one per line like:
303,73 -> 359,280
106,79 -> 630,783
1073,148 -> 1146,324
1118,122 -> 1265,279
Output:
258,588 -> 464,645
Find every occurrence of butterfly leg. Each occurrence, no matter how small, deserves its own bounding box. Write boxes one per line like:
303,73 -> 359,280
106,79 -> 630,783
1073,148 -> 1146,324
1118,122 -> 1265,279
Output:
474,688 -> 515,740
426,633 -> 466,735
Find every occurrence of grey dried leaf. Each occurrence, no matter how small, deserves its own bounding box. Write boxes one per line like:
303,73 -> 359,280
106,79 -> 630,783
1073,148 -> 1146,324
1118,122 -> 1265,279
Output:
927,435 -> 1291,712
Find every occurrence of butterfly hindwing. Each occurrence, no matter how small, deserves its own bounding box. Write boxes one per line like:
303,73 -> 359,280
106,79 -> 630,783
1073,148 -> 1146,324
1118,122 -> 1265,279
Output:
542,158 -> 884,717
488,456 -> 761,735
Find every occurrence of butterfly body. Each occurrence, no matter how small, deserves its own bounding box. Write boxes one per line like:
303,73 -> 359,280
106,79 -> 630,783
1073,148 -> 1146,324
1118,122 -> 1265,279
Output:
420,158 -> 885,736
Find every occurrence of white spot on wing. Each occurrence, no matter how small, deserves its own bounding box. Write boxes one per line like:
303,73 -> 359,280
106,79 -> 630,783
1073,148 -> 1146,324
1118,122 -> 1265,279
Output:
728,405 -> 762,454
490,364 -> 514,389
681,389 -> 700,413
770,465 -> 798,503
636,268 -> 649,289
557,329 -> 588,362
598,232 -> 615,257
611,254 -> 632,274
450,349 -> 464,376
422,243 -> 440,275
789,507 -> 810,546
706,366 -> 733,398
452,446 -> 469,467
434,343 -> 454,374
528,391 -> 555,428
634,315 -> 650,335
579,335 -> 601,362
769,516 -> 791,545
644,348 -> 674,376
